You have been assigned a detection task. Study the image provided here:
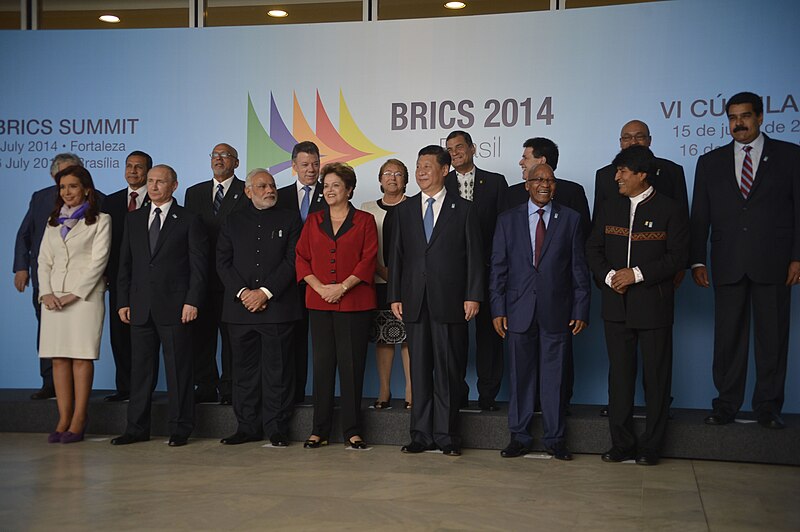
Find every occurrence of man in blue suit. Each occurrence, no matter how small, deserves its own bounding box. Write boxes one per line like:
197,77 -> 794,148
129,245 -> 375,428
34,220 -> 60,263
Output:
14,153 -> 85,399
490,163 -> 590,460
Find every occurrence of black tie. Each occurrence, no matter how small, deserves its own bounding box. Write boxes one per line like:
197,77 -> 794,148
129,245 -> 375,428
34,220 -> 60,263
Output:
149,207 -> 162,253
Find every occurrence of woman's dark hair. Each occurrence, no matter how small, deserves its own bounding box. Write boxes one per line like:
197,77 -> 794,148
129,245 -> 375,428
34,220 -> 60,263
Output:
322,162 -> 357,199
48,165 -> 100,226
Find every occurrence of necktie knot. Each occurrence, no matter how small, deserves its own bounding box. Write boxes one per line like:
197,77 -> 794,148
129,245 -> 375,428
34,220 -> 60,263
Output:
128,191 -> 139,212
427,197 -> 435,207
537,208 -> 545,217
743,145 -> 752,154
153,207 -> 161,216
130,191 -> 138,199
303,185 -> 311,193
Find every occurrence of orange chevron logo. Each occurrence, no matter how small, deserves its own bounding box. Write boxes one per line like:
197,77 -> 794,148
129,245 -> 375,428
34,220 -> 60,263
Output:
246,90 -> 393,176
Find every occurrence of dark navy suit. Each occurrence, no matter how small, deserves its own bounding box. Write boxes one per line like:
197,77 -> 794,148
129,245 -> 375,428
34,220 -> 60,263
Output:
489,201 -> 590,448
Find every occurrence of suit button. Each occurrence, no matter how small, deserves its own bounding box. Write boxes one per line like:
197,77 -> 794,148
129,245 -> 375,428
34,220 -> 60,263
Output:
330,249 -> 335,253
330,259 -> 335,263
256,263 -> 260,266
258,225 -> 261,228
742,228 -> 748,232
256,250 -> 260,253
330,269 -> 336,274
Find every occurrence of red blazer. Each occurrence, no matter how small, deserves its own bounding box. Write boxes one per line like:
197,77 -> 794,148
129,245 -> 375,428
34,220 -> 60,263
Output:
296,206 -> 378,312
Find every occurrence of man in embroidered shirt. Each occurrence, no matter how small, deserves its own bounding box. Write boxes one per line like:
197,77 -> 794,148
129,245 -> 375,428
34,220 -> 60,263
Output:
586,145 -> 689,466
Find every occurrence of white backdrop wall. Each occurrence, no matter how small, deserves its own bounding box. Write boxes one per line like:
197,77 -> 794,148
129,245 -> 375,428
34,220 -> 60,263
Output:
1,0 -> 798,411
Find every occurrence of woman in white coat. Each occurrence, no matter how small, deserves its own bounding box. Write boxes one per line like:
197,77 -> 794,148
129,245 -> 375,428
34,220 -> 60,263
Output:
38,165 -> 111,443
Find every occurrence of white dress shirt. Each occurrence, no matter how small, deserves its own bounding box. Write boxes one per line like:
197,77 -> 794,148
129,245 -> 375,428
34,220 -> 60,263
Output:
211,176 -> 235,202
148,199 -> 173,229
420,187 -> 448,227
604,186 -> 653,287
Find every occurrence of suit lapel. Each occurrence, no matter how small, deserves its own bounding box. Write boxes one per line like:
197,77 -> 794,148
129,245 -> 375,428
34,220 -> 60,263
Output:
152,204 -> 179,257
537,202 -> 559,266
64,219 -> 88,242
427,192 -> 457,247
218,177 -> 243,217
747,136 -> 772,199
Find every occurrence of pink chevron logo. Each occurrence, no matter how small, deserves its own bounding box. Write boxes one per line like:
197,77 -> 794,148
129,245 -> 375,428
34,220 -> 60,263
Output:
246,90 -> 392,176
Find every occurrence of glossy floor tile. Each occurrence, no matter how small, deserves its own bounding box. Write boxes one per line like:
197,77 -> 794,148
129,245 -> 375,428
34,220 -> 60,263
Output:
0,433 -> 797,531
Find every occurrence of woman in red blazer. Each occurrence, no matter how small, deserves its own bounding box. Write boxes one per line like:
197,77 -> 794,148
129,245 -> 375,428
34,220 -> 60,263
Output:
296,162 -> 378,449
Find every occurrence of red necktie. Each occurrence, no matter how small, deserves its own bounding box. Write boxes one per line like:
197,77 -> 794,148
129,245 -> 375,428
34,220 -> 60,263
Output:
535,208 -> 546,267
740,146 -> 753,198
128,191 -> 138,212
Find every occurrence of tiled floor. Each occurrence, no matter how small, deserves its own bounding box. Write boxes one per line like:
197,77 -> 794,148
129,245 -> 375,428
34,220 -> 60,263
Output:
1,433 -> 798,531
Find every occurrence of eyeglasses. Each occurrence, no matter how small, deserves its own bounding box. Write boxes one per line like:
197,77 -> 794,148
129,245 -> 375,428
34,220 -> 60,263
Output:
381,171 -> 405,178
210,152 -> 236,159
620,134 -> 650,143
526,177 -> 556,185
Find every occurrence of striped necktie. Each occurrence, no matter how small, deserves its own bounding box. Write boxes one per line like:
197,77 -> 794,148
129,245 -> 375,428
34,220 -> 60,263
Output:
740,145 -> 754,198
213,183 -> 224,215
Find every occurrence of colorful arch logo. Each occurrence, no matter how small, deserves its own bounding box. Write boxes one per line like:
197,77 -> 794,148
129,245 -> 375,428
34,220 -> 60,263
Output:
246,90 -> 393,176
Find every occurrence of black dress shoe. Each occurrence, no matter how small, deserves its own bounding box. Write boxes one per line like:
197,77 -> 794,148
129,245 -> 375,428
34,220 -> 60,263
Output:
30,386 -> 55,400
219,394 -> 232,406
269,434 -> 289,447
704,411 -> 734,425
599,405 -> 609,417
110,433 -> 149,445
601,447 -> 636,463
401,441 -> 434,454
168,435 -> 189,447
104,392 -> 130,402
545,444 -> 573,461
441,445 -> 462,456
221,432 -> 261,445
635,452 -> 660,466
757,412 -> 786,430
500,439 -> 530,458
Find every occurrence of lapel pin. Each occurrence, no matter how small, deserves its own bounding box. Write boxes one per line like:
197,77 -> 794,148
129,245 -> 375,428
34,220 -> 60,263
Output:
451,203 -> 455,209
763,156 -> 769,162
233,194 -> 239,199
278,229 -> 283,237
644,220 -> 653,228
554,212 -> 559,219
479,179 -> 484,185
172,213 -> 178,219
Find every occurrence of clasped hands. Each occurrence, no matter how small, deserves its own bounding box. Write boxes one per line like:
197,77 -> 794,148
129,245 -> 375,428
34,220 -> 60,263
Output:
41,293 -> 79,311
609,268 -> 636,294
240,288 -> 269,313
315,283 -> 346,304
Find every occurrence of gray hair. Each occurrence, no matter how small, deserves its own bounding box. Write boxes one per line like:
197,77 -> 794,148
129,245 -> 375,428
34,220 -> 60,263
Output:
50,152 -> 83,177
245,168 -> 272,188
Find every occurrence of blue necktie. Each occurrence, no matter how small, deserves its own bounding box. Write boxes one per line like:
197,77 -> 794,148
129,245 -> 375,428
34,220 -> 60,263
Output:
423,197 -> 435,242
213,183 -> 224,215
300,185 -> 311,222
149,207 -> 161,253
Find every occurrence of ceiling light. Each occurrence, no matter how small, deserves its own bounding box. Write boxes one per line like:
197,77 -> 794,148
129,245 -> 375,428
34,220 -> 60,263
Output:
267,10 -> 288,18
98,14 -> 120,23
444,2 -> 466,9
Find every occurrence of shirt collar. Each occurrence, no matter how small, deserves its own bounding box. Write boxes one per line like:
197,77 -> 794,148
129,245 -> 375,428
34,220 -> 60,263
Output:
456,167 -> 476,179
527,200 -> 552,217
629,185 -> 654,207
421,187 -> 447,203
150,198 -> 173,215
296,179 -> 317,192
213,176 -> 234,191
734,132 -> 764,153
127,185 -> 144,195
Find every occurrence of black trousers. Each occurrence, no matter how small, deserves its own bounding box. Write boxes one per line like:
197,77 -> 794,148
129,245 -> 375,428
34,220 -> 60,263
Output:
108,287 -> 132,394
228,322 -> 295,439
473,283 -> 505,403
406,296 -> 468,449
712,277 -> 790,417
308,309 -> 372,440
32,285 -> 53,388
127,316 -> 194,438
604,321 -> 672,454
191,289 -> 231,395
292,285 -> 310,403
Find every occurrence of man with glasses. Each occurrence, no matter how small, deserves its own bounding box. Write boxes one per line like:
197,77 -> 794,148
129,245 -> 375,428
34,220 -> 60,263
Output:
184,143 -> 247,405
491,163 -> 590,460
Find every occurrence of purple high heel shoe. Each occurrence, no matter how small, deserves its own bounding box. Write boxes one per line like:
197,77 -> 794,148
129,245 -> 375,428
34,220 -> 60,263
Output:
47,431 -> 63,443
60,430 -> 85,444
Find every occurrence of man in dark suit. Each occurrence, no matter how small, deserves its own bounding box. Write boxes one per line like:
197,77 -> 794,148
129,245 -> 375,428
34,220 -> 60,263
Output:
690,91 -> 800,430
217,169 -> 302,446
444,130 -> 507,411
101,150 -> 152,402
276,141 -> 325,404
389,145 -> 484,456
587,145 -> 688,466
14,153 -> 85,399
490,163 -> 590,460
184,143 -> 247,405
506,138 -> 591,237
593,121 -> 688,417
506,137 -> 590,408
111,164 -> 208,447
